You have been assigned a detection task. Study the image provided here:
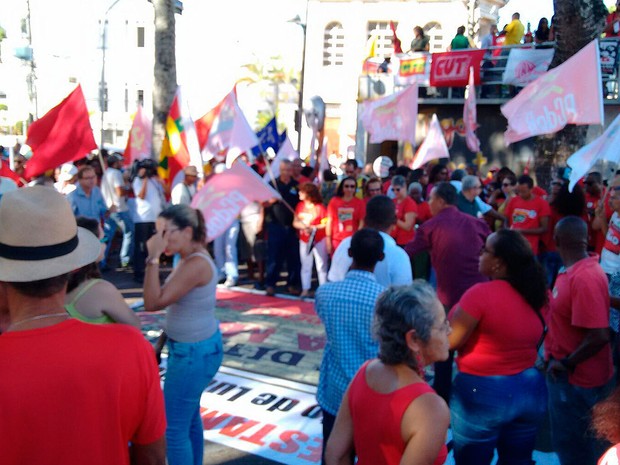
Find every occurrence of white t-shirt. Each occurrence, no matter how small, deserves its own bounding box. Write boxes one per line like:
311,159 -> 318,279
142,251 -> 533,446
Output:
171,182 -> 196,206
601,212 -> 620,275
132,177 -> 164,223
102,168 -> 127,211
327,230 -> 413,287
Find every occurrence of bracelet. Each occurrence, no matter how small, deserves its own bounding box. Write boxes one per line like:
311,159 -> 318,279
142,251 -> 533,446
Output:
146,257 -> 160,266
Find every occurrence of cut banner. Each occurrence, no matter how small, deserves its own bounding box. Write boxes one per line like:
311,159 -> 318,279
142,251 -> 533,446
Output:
192,160 -> 280,241
430,49 -> 486,87
502,48 -> 554,86
501,39 -> 604,145
411,114 -> 450,169
567,114 -> 620,191
361,83 -> 418,146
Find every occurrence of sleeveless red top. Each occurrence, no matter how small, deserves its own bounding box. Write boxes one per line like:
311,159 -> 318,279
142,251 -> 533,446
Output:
348,361 -> 448,465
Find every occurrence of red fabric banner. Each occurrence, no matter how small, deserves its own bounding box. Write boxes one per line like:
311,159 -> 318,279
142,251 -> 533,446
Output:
25,85 -> 97,178
430,49 -> 486,87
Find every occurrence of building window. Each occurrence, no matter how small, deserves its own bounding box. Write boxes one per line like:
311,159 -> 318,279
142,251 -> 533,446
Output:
424,22 -> 443,52
137,89 -> 144,107
367,22 -> 393,58
323,22 -> 345,66
124,88 -> 129,112
137,26 -> 145,48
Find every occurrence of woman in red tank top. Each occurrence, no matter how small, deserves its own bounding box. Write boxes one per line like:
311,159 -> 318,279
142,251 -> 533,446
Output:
325,282 -> 451,465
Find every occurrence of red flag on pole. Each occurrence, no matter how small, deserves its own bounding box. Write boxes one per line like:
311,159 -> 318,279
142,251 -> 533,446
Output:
0,160 -> 20,183
390,21 -> 403,54
123,104 -> 152,167
25,85 -> 97,179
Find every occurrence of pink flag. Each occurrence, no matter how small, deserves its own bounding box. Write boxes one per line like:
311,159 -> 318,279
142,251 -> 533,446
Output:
361,83 -> 418,146
192,160 -> 281,241
464,66 -> 481,153
501,39 -> 604,145
411,114 -> 450,169
123,105 -> 152,166
201,88 -> 259,167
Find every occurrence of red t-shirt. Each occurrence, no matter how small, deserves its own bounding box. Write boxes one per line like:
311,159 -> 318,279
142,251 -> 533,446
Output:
532,185 -> 547,198
295,200 -> 327,243
599,444 -> 620,465
391,196 -> 418,245
327,196 -> 365,248
451,280 -> 544,376
545,255 -> 614,388
416,201 -> 432,224
348,361 -> 447,465
0,320 -> 166,465
585,192 -> 609,255
504,195 -> 551,254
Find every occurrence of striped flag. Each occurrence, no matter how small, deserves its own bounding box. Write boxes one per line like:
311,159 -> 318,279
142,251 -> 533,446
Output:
159,87 -> 192,187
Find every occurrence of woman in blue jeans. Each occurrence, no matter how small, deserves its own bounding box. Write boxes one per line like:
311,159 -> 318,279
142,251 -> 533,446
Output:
144,204 -> 223,465
448,230 -> 549,465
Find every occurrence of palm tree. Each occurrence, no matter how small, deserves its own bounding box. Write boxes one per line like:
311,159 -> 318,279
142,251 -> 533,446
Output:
152,0 -> 177,158
533,0 -> 608,189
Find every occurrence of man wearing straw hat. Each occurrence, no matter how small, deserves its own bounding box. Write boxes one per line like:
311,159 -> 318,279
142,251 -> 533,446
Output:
0,186 -> 166,465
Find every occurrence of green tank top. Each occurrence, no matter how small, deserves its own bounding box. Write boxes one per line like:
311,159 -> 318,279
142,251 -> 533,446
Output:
65,279 -> 115,324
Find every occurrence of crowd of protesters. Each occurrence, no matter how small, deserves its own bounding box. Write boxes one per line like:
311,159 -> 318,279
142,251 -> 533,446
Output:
4,144 -> 620,465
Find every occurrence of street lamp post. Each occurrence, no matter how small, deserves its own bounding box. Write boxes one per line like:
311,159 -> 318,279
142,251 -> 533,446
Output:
100,0 -> 122,156
289,1 -> 309,153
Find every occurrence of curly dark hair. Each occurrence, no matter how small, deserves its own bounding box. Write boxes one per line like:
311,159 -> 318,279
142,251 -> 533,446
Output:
298,182 -> 323,205
492,229 -> 548,312
550,182 -> 586,217
373,282 -> 438,373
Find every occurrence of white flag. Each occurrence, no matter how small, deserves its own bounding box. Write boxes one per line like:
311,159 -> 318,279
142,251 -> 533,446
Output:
464,66 -> 481,153
411,114 -> 450,169
502,48 -> 554,86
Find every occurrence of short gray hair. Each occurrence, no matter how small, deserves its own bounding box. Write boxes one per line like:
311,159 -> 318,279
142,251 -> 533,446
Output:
373,281 -> 439,371
462,175 -> 480,191
408,182 -> 423,195
391,175 -> 406,188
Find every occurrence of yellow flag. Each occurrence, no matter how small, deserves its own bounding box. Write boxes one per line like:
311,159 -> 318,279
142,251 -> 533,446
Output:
365,34 -> 378,61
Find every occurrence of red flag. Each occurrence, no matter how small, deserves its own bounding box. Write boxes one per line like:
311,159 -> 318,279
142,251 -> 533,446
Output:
25,85 -> 97,178
194,91 -> 231,152
0,160 -> 20,183
390,21 -> 403,54
191,160 -> 281,241
123,105 -> 152,167
430,49 -> 486,87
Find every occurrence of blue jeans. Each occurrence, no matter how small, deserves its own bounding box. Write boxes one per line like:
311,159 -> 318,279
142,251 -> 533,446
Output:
451,368 -> 547,465
164,330 -> 223,465
546,372 -> 613,465
213,219 -> 240,280
103,210 -> 134,267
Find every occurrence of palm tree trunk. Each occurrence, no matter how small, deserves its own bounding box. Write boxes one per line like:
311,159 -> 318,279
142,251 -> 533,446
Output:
152,0 -> 177,158
533,0 -> 607,189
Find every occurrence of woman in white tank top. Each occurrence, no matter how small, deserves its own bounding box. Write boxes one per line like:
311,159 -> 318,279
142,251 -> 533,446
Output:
143,204 -> 222,465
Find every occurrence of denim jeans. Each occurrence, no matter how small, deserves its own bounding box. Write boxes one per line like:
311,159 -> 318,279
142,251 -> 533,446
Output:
213,219 -> 240,280
164,330 -> 223,465
451,368 -> 547,465
546,372 -> 613,465
103,210 -> 134,267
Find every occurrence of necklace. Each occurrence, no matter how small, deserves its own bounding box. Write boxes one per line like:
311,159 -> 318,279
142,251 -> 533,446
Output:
7,312 -> 69,331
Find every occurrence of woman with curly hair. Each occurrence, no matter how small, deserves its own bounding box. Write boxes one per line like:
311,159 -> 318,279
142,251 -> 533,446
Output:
326,282 -> 451,465
448,229 -> 549,465
293,182 -> 329,297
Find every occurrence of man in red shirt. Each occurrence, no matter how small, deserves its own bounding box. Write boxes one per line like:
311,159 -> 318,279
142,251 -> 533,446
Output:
504,175 -> 551,255
0,187 -> 166,465
546,216 -> 614,465
584,171 -> 608,255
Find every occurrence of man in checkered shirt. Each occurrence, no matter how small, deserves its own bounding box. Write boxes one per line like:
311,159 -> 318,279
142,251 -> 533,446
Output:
315,228 -> 386,461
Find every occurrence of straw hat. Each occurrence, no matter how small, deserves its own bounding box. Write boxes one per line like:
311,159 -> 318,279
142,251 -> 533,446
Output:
0,186 -> 102,282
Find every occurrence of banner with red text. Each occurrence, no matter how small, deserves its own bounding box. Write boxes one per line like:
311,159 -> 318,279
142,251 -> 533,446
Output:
501,39 -> 604,145
430,49 -> 486,87
192,161 -> 280,241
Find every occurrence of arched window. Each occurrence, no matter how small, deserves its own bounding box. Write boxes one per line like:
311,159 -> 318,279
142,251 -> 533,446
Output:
424,22 -> 444,52
367,21 -> 393,58
323,22 -> 345,66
